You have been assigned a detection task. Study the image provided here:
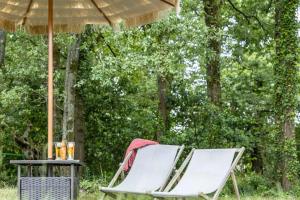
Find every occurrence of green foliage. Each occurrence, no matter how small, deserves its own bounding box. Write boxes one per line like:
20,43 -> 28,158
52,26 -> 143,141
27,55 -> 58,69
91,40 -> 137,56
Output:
80,178 -> 106,193
238,172 -> 272,194
273,0 -> 300,187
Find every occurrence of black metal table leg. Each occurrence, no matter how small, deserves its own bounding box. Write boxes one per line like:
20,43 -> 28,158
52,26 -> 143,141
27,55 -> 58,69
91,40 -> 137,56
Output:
18,165 -> 21,200
47,165 -> 53,177
71,164 -> 75,200
27,166 -> 32,177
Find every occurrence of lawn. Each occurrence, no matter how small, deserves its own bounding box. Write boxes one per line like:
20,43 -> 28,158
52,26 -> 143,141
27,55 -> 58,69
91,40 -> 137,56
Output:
0,188 -> 297,200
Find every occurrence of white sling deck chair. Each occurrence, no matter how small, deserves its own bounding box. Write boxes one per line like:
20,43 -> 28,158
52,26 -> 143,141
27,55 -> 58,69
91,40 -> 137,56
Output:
152,147 -> 245,200
100,144 -> 184,199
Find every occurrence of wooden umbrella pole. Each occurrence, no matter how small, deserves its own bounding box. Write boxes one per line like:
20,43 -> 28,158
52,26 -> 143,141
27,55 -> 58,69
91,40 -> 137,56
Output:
48,0 -> 54,159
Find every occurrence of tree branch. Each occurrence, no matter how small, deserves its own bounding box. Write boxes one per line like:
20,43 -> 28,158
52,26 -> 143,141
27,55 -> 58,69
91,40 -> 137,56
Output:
193,9 -> 201,16
226,0 -> 267,32
13,123 -> 39,159
98,32 -> 117,57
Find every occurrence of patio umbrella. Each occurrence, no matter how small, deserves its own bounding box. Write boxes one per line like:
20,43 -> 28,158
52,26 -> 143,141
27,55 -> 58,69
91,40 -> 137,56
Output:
0,0 -> 180,159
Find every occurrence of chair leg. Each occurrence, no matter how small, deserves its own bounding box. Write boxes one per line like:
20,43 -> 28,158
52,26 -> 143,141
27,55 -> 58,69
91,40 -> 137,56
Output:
231,172 -> 240,200
153,197 -> 163,200
100,193 -> 106,200
100,192 -> 117,200
200,193 -> 211,200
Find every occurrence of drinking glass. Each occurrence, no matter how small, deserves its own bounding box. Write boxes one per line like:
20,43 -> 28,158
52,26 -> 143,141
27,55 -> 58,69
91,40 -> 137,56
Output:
55,142 -> 61,160
67,142 -> 75,160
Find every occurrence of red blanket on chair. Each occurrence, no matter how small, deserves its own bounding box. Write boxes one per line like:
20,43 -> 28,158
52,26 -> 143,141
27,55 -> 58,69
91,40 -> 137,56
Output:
123,138 -> 159,172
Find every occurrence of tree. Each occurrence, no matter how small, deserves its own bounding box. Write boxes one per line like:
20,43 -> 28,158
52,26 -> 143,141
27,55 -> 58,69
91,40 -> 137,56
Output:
62,36 -> 80,140
274,0 -> 299,190
222,0 -> 273,175
203,0 -> 222,106
62,35 -> 85,161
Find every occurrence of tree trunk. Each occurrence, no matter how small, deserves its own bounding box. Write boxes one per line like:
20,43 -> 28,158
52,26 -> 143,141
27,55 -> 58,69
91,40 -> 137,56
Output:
251,80 -> 264,174
53,43 -> 60,136
251,145 -> 263,173
0,30 -> 6,67
296,127 -> 300,164
203,0 -> 222,106
157,75 -> 169,137
74,94 -> 86,161
63,37 -> 81,139
274,0 -> 299,191
62,36 -> 85,161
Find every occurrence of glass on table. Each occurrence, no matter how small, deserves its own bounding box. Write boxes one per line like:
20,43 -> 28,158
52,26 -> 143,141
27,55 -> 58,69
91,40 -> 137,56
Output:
60,140 -> 67,160
54,142 -> 62,160
67,142 -> 75,160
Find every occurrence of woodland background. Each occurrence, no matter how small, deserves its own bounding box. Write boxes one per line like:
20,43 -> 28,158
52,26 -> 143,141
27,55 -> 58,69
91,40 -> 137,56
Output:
1,0 -> 300,196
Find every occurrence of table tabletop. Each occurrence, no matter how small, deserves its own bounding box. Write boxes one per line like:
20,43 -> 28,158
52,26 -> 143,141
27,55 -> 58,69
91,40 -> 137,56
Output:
10,160 -> 84,166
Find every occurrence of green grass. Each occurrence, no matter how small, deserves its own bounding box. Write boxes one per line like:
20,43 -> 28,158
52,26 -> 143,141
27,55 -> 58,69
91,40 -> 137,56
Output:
0,188 -> 297,200
0,187 -> 101,200
0,188 -> 17,200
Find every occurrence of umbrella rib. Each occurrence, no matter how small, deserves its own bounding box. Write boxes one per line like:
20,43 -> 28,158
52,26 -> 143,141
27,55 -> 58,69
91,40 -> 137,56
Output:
90,0 -> 113,26
22,0 -> 34,25
160,0 -> 175,7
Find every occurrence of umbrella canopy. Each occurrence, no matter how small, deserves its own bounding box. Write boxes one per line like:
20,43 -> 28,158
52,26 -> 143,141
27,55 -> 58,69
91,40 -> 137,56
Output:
0,0 -> 179,159
0,0 -> 180,34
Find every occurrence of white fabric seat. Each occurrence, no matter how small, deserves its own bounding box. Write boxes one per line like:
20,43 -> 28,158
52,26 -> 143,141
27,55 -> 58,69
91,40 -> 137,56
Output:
152,148 -> 245,200
100,144 -> 184,196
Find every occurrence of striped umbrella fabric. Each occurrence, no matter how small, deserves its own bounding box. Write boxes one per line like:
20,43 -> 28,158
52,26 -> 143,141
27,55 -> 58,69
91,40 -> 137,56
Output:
0,0 -> 180,34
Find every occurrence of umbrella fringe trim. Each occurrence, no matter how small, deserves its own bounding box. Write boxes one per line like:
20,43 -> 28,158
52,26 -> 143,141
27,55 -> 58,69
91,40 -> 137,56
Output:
125,8 -> 174,28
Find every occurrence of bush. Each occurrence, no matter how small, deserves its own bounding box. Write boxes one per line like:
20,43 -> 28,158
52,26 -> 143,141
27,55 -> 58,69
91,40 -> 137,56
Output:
80,175 -> 109,193
238,172 -> 272,195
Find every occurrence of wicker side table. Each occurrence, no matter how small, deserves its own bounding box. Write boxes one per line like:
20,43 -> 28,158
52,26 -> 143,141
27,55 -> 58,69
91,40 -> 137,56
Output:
10,160 -> 84,200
